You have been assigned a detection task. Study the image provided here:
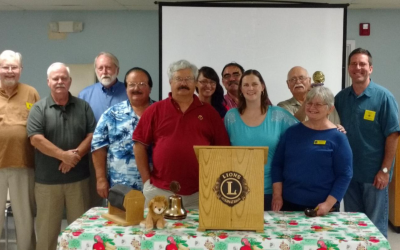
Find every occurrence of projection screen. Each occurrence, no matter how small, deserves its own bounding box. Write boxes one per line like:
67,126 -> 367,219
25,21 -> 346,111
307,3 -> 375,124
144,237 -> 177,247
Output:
159,3 -> 347,104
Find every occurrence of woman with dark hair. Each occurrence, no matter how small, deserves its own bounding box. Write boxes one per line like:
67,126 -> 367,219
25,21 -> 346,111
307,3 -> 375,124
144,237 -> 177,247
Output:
196,66 -> 227,118
224,69 -> 298,211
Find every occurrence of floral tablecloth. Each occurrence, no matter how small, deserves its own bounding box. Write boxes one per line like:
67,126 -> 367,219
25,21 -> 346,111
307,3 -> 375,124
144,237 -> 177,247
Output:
57,207 -> 390,250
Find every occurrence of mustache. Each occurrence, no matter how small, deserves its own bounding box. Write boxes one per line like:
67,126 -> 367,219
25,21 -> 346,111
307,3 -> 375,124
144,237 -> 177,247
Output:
101,75 -> 111,79
131,91 -> 142,95
294,83 -> 304,88
56,84 -> 65,88
178,86 -> 190,90
228,81 -> 239,87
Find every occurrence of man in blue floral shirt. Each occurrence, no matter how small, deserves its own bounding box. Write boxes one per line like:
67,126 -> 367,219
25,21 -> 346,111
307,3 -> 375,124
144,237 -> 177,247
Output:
91,67 -> 155,198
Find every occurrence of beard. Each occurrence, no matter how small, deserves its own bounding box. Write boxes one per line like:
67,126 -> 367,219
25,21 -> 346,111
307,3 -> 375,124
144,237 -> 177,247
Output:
2,79 -> 17,87
98,73 -> 117,87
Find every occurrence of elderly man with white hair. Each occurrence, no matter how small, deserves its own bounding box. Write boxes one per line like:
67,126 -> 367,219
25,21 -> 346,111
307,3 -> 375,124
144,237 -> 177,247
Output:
27,62 -> 96,250
78,52 -> 127,208
0,50 -> 39,250
133,60 -> 230,209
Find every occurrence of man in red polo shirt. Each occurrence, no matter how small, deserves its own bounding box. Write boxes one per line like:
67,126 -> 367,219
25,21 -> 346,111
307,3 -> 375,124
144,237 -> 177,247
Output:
133,60 -> 230,208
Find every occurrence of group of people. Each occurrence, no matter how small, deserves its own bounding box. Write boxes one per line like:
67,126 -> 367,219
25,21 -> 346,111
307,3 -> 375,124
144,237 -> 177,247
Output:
0,47 -> 398,250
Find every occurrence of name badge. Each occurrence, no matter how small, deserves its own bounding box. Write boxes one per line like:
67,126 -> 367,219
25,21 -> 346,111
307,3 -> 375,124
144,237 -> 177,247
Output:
364,110 -> 376,121
26,102 -> 33,110
314,140 -> 326,145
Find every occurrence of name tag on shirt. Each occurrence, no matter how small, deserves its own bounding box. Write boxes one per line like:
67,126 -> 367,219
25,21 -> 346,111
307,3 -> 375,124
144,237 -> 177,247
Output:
364,110 -> 376,121
26,102 -> 33,110
314,140 -> 326,145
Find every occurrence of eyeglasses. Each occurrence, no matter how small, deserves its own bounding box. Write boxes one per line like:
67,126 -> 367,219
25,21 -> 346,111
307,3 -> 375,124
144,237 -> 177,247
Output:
198,80 -> 216,86
127,82 -> 148,89
288,76 -> 309,84
305,102 -> 328,108
173,77 -> 195,84
0,65 -> 20,72
222,72 -> 241,80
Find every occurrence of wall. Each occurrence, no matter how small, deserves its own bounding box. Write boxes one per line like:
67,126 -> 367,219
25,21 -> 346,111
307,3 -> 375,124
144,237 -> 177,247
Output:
1,9 -> 400,105
0,11 -> 159,100
347,9 -> 400,104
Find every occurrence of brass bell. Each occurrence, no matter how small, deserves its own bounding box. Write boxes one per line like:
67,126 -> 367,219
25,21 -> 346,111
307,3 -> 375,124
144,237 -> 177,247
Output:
164,195 -> 187,220
164,181 -> 187,220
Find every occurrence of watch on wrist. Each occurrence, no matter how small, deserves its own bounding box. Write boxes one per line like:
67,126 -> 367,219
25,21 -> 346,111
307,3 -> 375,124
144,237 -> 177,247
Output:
381,167 -> 388,174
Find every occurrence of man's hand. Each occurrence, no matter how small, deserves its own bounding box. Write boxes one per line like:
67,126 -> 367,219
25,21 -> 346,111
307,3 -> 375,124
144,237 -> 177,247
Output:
97,177 -> 110,199
61,149 -> 81,166
373,170 -> 389,190
336,124 -> 347,134
272,194 -> 283,211
58,162 -> 73,174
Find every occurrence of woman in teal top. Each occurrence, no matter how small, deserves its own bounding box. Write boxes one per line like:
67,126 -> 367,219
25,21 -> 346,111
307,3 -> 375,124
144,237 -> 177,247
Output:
224,69 -> 298,210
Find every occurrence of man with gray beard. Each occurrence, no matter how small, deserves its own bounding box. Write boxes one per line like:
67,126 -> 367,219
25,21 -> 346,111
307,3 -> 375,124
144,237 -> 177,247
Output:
78,52 -> 127,122
0,50 -> 38,250
78,52 -> 127,207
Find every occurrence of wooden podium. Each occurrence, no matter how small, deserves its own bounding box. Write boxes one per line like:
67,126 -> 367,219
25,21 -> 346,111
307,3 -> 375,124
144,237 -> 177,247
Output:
194,146 -> 267,232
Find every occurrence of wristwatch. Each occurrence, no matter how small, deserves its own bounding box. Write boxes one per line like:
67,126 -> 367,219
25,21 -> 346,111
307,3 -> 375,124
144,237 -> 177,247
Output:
381,167 -> 389,174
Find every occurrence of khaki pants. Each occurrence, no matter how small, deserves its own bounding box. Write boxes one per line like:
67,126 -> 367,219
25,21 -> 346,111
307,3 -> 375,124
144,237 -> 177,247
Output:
142,180 -> 199,209
0,167 -> 36,250
35,178 -> 89,250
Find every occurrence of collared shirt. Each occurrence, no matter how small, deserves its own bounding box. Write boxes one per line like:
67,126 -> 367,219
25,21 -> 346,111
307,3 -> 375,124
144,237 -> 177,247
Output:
0,83 -> 40,168
91,99 -> 155,191
278,96 -> 341,124
78,80 -> 128,122
335,80 -> 400,183
27,94 -> 96,184
133,93 -> 230,195
224,93 -> 238,110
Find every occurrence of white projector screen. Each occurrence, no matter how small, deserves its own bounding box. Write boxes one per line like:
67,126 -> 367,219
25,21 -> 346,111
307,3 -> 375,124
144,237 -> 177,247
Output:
159,3 -> 347,104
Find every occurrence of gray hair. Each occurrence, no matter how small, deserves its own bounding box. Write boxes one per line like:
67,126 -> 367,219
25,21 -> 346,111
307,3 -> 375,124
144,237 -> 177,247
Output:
167,60 -> 198,80
94,52 -> 119,69
47,62 -> 71,78
0,50 -> 23,67
305,86 -> 334,109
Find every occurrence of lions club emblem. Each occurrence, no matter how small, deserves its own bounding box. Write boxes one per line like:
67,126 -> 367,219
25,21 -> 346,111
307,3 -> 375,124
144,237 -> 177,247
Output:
213,171 -> 250,207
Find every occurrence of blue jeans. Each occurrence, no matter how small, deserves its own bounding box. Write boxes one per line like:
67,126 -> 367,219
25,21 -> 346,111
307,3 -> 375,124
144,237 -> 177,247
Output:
344,180 -> 388,238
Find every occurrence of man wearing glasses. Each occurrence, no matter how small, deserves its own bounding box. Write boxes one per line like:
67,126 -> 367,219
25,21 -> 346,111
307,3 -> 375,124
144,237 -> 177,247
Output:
278,66 -> 340,123
221,62 -> 244,109
133,60 -> 230,209
27,63 -> 96,250
91,67 -> 155,199
0,50 -> 39,250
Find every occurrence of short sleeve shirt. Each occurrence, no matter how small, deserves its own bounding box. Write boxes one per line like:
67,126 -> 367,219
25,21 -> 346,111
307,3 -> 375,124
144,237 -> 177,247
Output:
132,93 -> 231,195
91,99 -> 154,191
335,80 -> 400,183
0,83 -> 40,168
224,106 -> 298,194
27,94 -> 96,184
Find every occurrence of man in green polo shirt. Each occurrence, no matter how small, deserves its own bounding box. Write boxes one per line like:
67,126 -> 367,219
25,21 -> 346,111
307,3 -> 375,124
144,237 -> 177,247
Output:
27,62 -> 96,250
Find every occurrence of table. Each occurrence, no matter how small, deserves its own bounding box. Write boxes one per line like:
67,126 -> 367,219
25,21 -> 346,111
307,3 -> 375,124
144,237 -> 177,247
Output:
57,207 -> 391,250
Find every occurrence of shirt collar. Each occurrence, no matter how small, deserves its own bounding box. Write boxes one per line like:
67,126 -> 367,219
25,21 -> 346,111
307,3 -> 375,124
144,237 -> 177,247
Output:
288,96 -> 301,107
48,92 -> 75,107
125,98 -> 156,115
350,79 -> 374,98
168,92 -> 203,111
100,79 -> 122,93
